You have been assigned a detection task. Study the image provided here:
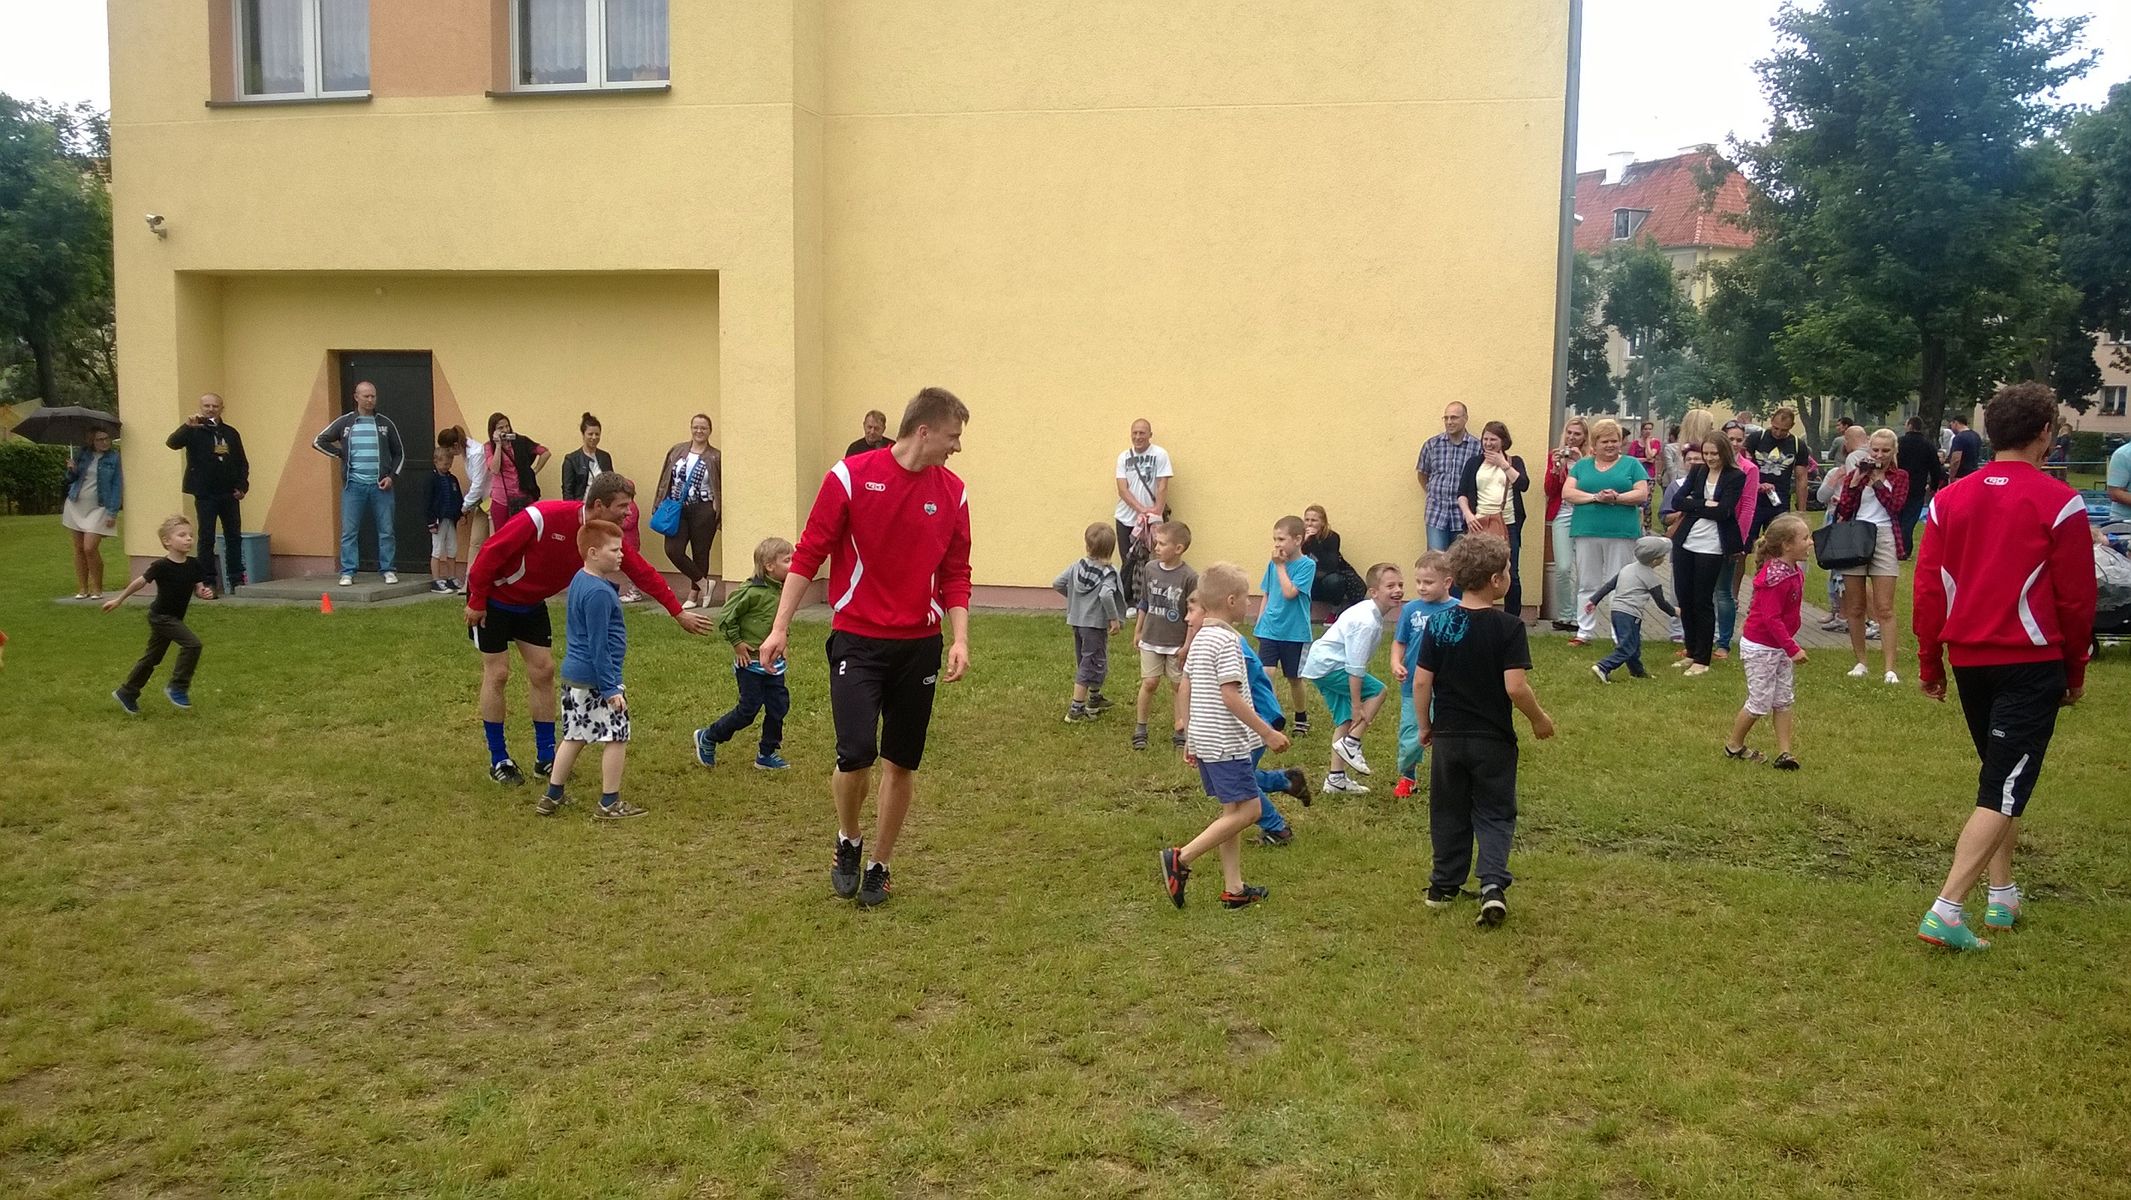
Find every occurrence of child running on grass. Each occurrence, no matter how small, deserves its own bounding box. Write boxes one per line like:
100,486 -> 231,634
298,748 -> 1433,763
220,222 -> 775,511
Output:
1300,562 -> 1404,795
1726,515 -> 1810,768
1390,551 -> 1456,797
1159,564 -> 1292,909
1254,515 -> 1318,734
537,519 -> 640,819
106,514 -> 209,713
1182,593 -> 1312,846
1413,533 -> 1555,927
1584,536 -> 1676,683
695,537 -> 796,770
1133,521 -> 1197,751
1056,522 -> 1126,723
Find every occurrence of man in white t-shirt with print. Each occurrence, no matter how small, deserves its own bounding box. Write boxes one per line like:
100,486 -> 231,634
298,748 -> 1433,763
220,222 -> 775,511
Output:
1115,418 -> 1174,614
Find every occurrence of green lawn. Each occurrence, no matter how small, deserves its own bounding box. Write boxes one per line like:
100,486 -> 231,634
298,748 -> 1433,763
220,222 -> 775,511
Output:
4,514 -> 2130,1198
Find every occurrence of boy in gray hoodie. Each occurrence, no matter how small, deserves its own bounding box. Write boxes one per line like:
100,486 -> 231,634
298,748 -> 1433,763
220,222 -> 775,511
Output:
1055,523 -> 1127,722
1585,535 -> 1677,682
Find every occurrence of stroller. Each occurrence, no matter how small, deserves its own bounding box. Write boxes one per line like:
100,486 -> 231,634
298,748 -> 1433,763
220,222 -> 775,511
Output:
2096,523 -> 2131,656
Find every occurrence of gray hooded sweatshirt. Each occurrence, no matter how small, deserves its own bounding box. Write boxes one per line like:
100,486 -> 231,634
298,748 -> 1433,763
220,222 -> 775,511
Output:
1053,557 -> 1126,630
1590,535 -> 1678,618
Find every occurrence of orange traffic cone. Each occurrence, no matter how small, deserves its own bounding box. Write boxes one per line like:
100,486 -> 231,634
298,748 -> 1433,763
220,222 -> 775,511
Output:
320,593 -> 334,614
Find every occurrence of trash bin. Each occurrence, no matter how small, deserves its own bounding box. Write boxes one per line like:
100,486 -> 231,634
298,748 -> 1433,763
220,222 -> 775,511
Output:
241,531 -> 273,586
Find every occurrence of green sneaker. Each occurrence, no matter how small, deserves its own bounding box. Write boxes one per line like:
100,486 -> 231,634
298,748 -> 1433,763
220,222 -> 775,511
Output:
1983,900 -> 2020,930
1916,910 -> 1991,952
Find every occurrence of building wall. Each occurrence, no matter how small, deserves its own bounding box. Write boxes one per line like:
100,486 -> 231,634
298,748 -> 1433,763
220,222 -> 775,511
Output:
2066,336 -> 2131,439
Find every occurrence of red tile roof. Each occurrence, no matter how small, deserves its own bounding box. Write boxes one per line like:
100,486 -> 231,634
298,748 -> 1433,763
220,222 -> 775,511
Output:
1573,152 -> 1757,254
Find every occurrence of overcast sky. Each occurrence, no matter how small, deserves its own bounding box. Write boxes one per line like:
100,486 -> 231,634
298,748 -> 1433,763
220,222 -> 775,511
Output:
0,0 -> 2125,173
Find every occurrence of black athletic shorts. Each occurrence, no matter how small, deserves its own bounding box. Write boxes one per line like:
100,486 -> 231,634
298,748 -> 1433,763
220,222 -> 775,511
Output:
827,630 -> 943,772
470,602 -> 553,655
1953,660 -> 2066,819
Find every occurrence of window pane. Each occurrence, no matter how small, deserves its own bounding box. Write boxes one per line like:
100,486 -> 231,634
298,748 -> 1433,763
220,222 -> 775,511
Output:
605,0 -> 669,83
241,0 -> 308,96
519,0 -> 589,86
320,0 -> 370,93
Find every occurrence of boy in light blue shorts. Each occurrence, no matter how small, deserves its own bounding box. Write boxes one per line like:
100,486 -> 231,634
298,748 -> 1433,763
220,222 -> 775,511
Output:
1390,551 -> 1456,798
1254,515 -> 1318,735
1298,562 -> 1404,796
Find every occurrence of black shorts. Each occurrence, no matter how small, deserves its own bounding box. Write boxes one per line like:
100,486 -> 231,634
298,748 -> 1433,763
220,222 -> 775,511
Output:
1954,660 -> 2066,819
470,603 -> 553,655
827,631 -> 942,772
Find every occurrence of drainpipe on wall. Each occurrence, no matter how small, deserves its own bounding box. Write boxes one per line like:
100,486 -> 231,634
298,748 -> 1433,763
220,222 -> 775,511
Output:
1549,0 -> 1585,452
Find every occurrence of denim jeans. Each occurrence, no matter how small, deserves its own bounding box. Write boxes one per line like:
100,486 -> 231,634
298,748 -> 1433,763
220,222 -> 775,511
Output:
1426,525 -> 1460,553
1596,610 -> 1647,676
1713,555 -> 1741,652
707,667 -> 790,756
1249,745 -> 1287,834
339,478 -> 396,574
1549,509 -> 1576,622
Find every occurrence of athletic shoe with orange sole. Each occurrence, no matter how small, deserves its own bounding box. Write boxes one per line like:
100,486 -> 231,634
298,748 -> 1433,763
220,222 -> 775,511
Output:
1159,847 -> 1190,909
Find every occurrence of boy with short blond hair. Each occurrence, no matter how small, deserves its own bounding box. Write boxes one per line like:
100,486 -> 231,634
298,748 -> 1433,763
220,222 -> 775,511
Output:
537,519 -> 639,819
1300,562 -> 1405,795
1132,520 -> 1197,751
1056,522 -> 1126,723
106,514 -> 210,713
1158,563 -> 1292,909
1255,515 -> 1318,734
1390,551 -> 1456,797
696,536 -> 798,770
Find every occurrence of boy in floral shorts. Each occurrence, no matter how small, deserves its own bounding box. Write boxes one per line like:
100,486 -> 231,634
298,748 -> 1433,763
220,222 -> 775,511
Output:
537,520 -> 642,819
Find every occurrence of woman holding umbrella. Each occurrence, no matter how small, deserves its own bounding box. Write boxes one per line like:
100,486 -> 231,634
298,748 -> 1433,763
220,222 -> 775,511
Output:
62,426 -> 123,599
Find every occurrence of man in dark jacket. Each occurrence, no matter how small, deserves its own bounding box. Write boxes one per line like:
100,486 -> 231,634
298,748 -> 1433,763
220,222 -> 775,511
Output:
166,392 -> 250,596
1896,417 -> 1948,554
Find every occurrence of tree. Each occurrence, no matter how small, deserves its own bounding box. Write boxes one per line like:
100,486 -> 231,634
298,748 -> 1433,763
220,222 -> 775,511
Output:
0,95 -> 114,408
1564,251 -> 1615,414
1601,238 -> 1701,418
2060,81 -> 2131,373
1736,0 -> 2091,435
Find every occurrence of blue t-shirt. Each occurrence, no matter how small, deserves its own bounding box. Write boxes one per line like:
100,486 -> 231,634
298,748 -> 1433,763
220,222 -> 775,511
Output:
1396,596 -> 1459,694
1255,556 -> 1317,642
2109,441 -> 2131,522
1237,639 -> 1283,725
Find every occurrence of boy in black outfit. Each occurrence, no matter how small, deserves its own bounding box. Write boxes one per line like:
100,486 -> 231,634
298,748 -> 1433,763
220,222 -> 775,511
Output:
105,514 -> 211,713
1412,533 -> 1555,927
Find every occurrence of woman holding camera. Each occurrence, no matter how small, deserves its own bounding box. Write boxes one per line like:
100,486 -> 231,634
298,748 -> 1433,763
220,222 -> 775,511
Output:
1543,416 -> 1588,630
1829,428 -> 1909,684
484,412 -> 549,523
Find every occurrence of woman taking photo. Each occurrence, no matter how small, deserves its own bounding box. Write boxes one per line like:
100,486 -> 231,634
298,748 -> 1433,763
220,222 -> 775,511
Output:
1456,420 -> 1530,617
62,427 -> 123,599
1563,418 -> 1651,646
1301,504 -> 1366,610
562,412 -> 642,602
1669,432 -> 1747,676
1543,416 -> 1588,630
484,412 -> 549,522
1830,427 -> 1909,684
656,413 -> 724,610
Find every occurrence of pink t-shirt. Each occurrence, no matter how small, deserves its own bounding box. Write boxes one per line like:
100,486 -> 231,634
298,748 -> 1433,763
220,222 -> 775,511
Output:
1733,459 -> 1761,543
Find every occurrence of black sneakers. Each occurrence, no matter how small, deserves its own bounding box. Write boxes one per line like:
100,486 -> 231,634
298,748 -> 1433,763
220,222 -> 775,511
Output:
1132,726 -> 1149,751
533,758 -> 554,779
1284,767 -> 1312,807
491,759 -> 526,787
832,838 -> 863,899
1258,828 -> 1295,847
1292,713 -> 1311,736
1159,848 -> 1190,908
1476,885 -> 1508,927
857,862 -> 893,907
1085,693 -> 1114,713
1424,885 -> 1460,909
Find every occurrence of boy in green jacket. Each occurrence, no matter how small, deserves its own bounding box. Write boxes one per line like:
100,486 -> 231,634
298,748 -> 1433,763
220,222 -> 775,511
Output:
695,538 -> 796,769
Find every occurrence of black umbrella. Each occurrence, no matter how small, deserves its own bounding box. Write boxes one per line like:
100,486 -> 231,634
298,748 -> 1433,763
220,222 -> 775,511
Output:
12,406 -> 122,445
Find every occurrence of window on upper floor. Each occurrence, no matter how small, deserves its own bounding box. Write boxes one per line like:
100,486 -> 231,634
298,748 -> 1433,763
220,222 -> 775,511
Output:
2103,386 -> 2127,418
1612,209 -> 1650,241
514,0 -> 669,90
236,0 -> 369,99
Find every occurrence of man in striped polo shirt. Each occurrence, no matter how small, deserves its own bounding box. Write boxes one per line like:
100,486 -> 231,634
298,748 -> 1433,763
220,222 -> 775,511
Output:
313,381 -> 407,587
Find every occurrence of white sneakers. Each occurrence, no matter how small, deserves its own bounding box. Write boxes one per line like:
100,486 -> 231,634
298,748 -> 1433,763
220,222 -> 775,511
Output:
381,571 -> 398,585
1335,735 -> 1371,776
1847,662 -> 1868,679
1884,670 -> 1900,685
1591,664 -> 1612,685
1322,772 -> 1370,795
338,573 -> 354,587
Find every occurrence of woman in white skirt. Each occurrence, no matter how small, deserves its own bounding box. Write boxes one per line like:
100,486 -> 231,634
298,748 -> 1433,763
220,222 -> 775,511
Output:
1828,428 -> 1910,684
61,428 -> 123,598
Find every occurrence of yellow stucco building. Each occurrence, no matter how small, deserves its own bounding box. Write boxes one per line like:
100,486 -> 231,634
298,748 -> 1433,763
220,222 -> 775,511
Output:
110,0 -> 1575,601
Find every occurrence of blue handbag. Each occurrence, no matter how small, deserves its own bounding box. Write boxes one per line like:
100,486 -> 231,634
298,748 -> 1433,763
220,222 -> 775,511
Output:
649,457 -> 705,537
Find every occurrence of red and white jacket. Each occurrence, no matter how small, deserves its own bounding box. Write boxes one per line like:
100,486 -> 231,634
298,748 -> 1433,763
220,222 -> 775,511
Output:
1913,461 -> 2095,690
467,499 -> 681,615
792,448 -> 973,640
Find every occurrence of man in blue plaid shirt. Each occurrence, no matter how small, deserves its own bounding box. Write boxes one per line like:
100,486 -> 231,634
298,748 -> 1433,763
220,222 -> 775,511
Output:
1415,402 -> 1483,552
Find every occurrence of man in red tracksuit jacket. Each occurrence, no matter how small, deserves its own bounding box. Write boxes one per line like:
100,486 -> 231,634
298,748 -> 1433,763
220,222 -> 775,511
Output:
465,474 -> 711,786
757,387 -> 974,908
1911,382 -> 2096,952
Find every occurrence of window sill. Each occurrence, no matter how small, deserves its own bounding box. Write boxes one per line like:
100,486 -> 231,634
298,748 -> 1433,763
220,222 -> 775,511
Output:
206,93 -> 373,109
485,83 -> 671,99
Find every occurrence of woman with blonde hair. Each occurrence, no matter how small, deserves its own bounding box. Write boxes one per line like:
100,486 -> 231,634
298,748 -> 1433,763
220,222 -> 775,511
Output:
1562,418 -> 1652,645
1828,427 -> 1910,683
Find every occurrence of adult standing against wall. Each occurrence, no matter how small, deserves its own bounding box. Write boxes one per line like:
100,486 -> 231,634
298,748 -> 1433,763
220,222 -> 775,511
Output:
655,413 -> 723,611
1115,418 -> 1173,614
1912,382 -> 2094,952
1669,431 -> 1747,675
1896,416 -> 1948,552
1562,418 -> 1650,646
61,427 -> 122,599
483,413 -> 549,524
563,412 -> 641,603
1829,429 -> 1910,684
313,380 -> 405,587
757,387 -> 974,910
1415,402 -> 1483,552
164,392 -> 249,598
846,410 -> 892,458
1542,416 -> 1588,631
1456,420 -> 1530,618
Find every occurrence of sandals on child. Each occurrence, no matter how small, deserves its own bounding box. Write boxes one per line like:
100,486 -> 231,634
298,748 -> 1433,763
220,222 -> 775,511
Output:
1723,745 -> 1766,763
1771,753 -> 1801,771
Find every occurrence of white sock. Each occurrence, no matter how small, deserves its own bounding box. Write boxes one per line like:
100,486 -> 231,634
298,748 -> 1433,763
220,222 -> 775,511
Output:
1930,896 -> 1966,923
868,860 -> 887,872
1987,884 -> 2020,906
839,833 -> 861,848
1328,770 -> 1347,783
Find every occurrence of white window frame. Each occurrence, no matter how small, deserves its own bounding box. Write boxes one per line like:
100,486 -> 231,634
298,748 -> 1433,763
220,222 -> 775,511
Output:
233,0 -> 370,100
509,0 -> 669,93
2103,386 -> 2128,418
1612,209 -> 1650,241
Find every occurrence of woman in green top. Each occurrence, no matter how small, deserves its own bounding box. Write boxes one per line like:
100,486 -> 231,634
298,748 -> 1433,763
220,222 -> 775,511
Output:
1563,417 -> 1651,646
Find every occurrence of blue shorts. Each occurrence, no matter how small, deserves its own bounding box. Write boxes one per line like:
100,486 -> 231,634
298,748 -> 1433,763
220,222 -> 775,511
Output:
1198,757 -> 1261,804
1256,637 -> 1306,679
1310,668 -> 1385,726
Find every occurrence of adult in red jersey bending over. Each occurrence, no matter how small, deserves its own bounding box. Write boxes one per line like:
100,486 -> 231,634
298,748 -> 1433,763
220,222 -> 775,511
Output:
1911,382 -> 2096,952
757,388 -> 973,908
465,474 -> 712,786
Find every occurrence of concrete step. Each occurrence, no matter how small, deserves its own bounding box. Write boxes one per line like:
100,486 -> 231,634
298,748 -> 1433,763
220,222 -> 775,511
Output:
243,574 -> 446,604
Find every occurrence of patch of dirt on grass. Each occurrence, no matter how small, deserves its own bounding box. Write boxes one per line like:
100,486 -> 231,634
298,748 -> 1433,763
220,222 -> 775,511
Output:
0,1064 -> 66,1112
1165,1089 -> 1221,1129
1225,1021 -> 1277,1058
778,1149 -> 820,1193
892,991 -> 964,1031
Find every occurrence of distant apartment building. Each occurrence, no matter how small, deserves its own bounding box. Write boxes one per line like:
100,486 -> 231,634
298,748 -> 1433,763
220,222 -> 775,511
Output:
2067,331 -> 2131,439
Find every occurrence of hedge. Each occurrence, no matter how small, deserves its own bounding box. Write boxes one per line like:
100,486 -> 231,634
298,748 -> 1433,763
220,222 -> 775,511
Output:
2070,430 -> 2107,466
0,440 -> 72,515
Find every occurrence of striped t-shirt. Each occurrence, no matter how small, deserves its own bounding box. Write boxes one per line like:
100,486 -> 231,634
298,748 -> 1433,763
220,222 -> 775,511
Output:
346,416 -> 381,485
1184,622 -> 1262,763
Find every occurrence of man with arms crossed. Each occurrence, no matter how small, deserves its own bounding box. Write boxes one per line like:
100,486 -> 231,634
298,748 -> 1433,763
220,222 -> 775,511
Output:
465,474 -> 711,785
758,387 -> 974,908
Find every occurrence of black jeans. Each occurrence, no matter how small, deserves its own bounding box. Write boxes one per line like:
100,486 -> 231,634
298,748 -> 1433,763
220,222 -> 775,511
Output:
706,667 -> 790,756
120,615 -> 201,696
1672,546 -> 1725,665
1503,521 -> 1524,618
194,491 -> 243,591
664,501 -> 720,585
1428,734 -> 1520,892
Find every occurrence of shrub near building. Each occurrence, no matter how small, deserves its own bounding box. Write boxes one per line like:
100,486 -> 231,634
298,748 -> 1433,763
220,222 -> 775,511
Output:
0,440 -> 69,515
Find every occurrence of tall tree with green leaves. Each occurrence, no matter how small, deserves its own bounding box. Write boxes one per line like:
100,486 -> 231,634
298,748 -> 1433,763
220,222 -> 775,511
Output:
1565,251 -> 1616,414
0,95 -> 113,408
1735,0 -> 2091,434
2061,81 -> 2131,372
1601,238 -> 1701,419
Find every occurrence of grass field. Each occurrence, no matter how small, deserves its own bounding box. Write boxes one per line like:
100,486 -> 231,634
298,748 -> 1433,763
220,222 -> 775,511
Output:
4,514 -> 2130,1197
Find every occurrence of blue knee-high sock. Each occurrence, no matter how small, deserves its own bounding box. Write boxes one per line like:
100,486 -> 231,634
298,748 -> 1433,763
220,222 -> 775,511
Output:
483,721 -> 510,765
534,721 -> 557,764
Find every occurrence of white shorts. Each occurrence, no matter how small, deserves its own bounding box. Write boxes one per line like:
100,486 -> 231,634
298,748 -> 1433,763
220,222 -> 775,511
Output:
560,684 -> 631,744
431,522 -> 458,559
1742,642 -> 1795,716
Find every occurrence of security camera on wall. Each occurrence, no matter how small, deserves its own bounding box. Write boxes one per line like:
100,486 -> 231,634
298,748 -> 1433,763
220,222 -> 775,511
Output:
145,213 -> 167,238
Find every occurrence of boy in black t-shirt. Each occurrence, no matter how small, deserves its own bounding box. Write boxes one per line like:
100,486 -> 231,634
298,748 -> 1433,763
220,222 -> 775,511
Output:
1412,534 -> 1555,927
105,514 -> 211,713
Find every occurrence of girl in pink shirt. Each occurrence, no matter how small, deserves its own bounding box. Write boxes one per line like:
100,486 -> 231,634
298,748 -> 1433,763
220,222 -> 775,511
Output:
1726,514 -> 1810,769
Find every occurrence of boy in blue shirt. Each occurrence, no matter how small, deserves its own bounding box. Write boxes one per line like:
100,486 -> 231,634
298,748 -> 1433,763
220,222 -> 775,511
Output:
1254,515 -> 1318,734
537,520 -> 641,819
1389,551 -> 1456,798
